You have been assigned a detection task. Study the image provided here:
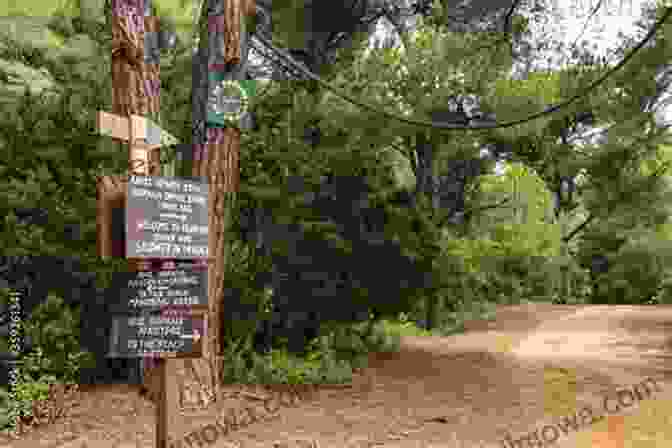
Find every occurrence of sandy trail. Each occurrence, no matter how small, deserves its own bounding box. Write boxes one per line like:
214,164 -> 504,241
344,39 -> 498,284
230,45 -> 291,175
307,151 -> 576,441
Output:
2,303 -> 670,448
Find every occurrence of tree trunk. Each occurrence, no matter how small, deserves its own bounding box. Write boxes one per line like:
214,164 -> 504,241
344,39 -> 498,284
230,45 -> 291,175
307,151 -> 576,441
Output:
186,0 -> 253,398
192,127 -> 239,395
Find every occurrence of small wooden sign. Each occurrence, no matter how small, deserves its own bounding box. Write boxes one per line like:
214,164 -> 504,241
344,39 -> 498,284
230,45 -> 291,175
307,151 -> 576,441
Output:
96,111 -> 179,149
126,175 -> 209,259
107,267 -> 208,314
107,313 -> 204,359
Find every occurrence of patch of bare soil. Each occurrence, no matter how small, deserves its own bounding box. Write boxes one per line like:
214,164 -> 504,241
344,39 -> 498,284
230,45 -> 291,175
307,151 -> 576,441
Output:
2,303 -> 671,448
0,378 -> 327,448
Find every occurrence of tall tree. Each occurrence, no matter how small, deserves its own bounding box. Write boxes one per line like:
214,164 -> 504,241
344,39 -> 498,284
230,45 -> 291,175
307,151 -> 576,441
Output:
479,1 -> 672,302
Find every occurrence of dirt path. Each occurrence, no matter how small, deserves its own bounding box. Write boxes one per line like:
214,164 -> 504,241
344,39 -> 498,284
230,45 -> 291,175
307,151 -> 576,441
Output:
2,303 -> 671,448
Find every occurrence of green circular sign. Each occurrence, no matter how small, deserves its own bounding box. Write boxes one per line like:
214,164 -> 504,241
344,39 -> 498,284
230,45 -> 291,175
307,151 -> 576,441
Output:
207,80 -> 250,125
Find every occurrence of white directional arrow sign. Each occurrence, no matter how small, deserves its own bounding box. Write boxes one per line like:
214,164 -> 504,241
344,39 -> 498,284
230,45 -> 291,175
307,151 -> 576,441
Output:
107,314 -> 204,358
180,329 -> 201,341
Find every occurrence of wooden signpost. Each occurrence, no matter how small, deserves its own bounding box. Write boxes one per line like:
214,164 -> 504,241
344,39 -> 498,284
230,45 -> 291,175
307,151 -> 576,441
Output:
95,1 -> 209,447
102,256 -> 207,448
97,0 -> 257,445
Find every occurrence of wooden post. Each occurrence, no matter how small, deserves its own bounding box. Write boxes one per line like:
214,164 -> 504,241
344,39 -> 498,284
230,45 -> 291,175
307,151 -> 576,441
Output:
112,0 -> 157,403
191,0 -> 255,398
109,1 -> 176,447
100,0 -> 214,420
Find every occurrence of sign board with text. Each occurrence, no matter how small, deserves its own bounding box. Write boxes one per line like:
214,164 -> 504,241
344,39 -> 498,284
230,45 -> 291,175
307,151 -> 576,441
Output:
107,268 -> 208,314
126,175 -> 209,259
107,314 -> 204,358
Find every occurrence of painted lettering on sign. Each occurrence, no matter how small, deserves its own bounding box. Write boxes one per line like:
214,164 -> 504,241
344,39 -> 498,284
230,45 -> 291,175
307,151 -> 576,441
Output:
107,314 -> 204,358
133,241 -> 209,257
108,268 -> 208,313
127,338 -> 186,352
126,176 -> 208,259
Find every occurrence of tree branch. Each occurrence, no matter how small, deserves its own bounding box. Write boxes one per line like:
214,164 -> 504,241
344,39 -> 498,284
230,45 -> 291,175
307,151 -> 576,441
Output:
253,7 -> 672,131
468,195 -> 513,214
382,6 -> 409,51
454,196 -> 513,228
503,0 -> 523,34
562,158 -> 672,243
562,213 -> 596,243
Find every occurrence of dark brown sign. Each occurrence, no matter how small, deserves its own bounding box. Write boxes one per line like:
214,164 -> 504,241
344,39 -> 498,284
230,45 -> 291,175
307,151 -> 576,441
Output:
107,267 -> 208,314
107,313 -> 204,358
126,175 -> 209,259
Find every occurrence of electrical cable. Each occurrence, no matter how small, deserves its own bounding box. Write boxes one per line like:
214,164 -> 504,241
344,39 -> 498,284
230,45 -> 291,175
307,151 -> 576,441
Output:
251,7 -> 672,132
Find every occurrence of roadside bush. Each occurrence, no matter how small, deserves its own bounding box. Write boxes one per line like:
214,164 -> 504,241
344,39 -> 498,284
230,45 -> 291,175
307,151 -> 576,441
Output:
219,319 -> 402,385
220,333 -> 353,385
0,370 -> 58,431
0,346 -> 61,428
0,293 -> 94,433
22,294 -> 95,383
589,243 -> 669,304
441,235 -> 560,305
439,299 -> 498,335
647,273 -> 672,304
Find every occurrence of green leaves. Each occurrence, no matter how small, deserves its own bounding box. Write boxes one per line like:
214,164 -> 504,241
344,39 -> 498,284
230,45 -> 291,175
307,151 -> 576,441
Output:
491,71 -> 563,113
269,0 -> 310,50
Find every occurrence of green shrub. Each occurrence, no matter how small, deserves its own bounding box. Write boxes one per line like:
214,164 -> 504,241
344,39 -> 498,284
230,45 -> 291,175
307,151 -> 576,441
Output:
0,352 -> 59,431
440,234 -> 563,306
588,243 -> 668,304
218,317 -> 407,385
648,273 -> 672,304
0,293 -> 95,433
47,12 -> 76,39
22,293 -> 95,383
433,299 -> 497,336
219,333 -> 353,385
363,321 -> 401,352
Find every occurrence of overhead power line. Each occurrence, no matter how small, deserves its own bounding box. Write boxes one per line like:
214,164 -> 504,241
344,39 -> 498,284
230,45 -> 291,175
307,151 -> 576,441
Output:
252,7 -> 672,132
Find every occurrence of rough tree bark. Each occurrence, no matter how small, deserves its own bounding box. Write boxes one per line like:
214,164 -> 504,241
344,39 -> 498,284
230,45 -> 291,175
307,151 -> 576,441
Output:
188,0 -> 254,401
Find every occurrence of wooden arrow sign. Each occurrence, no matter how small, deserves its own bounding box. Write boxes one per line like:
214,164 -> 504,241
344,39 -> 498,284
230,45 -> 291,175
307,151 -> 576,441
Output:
97,111 -> 178,149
